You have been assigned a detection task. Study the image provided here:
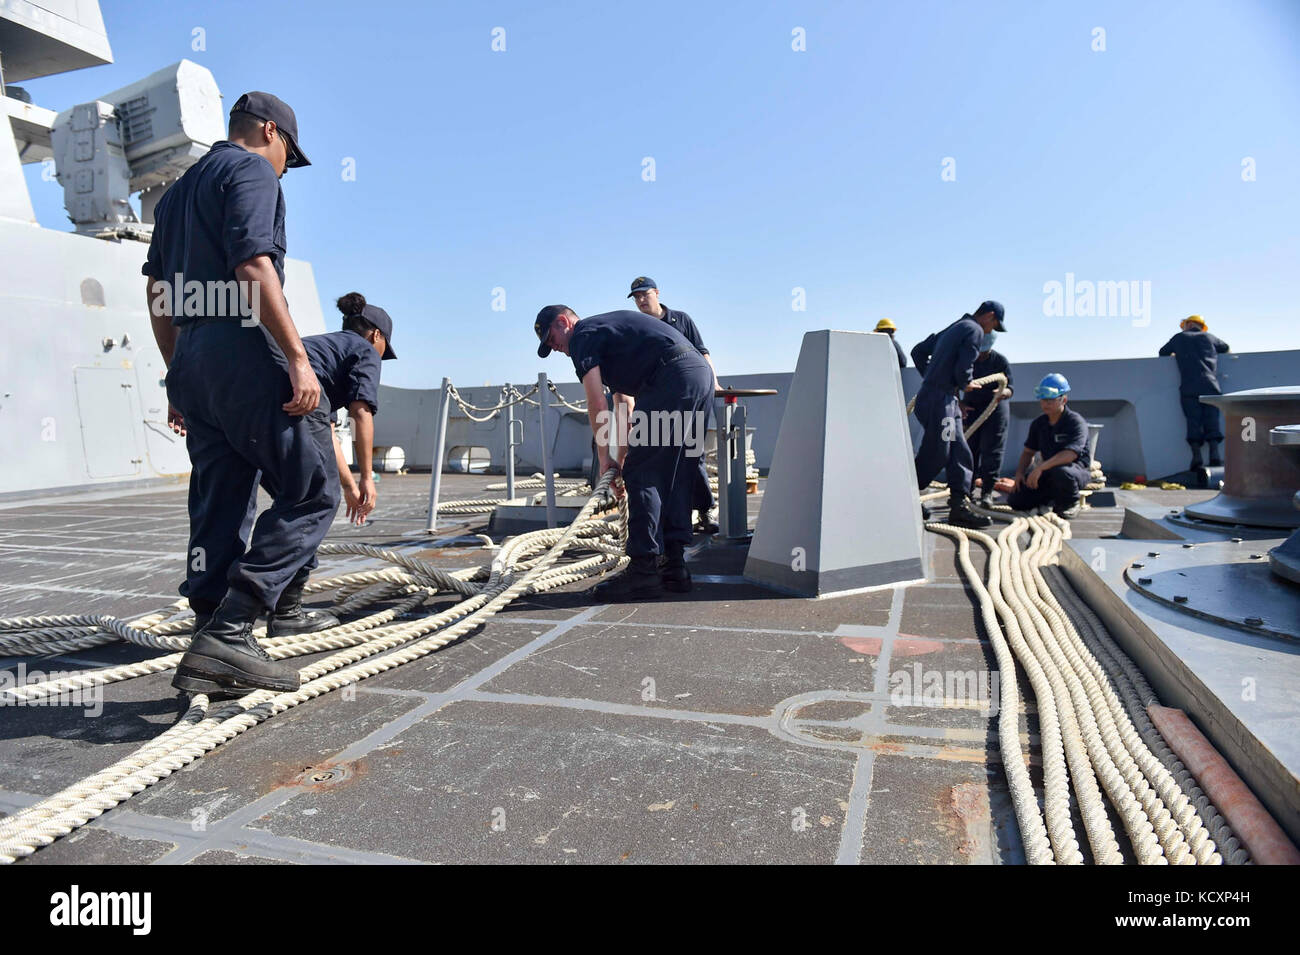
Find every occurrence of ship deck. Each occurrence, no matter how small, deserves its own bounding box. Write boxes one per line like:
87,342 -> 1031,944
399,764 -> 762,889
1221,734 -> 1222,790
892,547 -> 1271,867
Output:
0,475 -> 1222,865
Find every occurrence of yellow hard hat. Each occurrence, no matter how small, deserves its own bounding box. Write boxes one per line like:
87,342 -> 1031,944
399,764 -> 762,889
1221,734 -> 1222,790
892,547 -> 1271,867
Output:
1183,314 -> 1207,330
874,318 -> 897,332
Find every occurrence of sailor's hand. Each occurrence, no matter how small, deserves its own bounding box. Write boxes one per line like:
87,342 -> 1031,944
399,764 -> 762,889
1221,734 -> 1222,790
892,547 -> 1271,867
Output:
343,481 -> 365,524
600,459 -> 623,499
358,476 -> 377,521
167,405 -> 186,436
964,381 -> 983,391
999,388 -> 1013,400
284,356 -> 321,416
1026,468 -> 1042,490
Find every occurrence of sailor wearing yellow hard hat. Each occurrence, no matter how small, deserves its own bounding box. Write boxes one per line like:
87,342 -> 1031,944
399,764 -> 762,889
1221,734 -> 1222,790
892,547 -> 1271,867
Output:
873,318 -> 906,369
1158,315 -> 1231,470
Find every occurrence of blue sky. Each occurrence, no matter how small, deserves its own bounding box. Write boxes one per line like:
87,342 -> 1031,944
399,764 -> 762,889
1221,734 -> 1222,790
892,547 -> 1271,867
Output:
22,0 -> 1300,388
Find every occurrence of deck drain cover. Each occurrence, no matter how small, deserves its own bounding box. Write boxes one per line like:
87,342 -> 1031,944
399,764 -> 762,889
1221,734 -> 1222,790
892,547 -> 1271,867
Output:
296,765 -> 350,788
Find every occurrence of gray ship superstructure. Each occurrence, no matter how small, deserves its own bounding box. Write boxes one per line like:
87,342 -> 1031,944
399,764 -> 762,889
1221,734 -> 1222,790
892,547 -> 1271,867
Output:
1,1 -> 325,500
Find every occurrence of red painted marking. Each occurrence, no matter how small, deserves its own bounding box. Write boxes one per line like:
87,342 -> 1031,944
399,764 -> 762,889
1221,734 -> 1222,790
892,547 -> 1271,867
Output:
894,636 -> 944,657
839,637 -> 881,656
838,634 -> 943,657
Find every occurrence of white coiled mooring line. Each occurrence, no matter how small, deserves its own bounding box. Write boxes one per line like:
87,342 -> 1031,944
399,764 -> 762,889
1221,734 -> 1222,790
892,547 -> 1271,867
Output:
0,472 -> 628,864
927,509 -> 1244,864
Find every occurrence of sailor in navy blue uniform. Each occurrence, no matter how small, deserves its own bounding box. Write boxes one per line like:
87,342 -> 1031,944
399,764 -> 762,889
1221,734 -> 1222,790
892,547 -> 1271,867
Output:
145,91 -> 331,695
303,291 -> 395,527
873,319 -> 907,369
627,276 -> 720,535
910,301 -> 1005,528
1158,315 -> 1231,469
536,306 -> 713,600
1006,374 -> 1091,518
962,331 -> 1014,503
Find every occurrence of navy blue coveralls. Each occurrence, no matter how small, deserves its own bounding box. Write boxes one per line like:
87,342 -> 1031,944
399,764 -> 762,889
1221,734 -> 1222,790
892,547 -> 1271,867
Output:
1005,409 -> 1093,511
302,331 -> 382,420
1158,330 -> 1230,445
658,305 -> 715,517
910,317 -> 983,499
143,141 -> 340,615
964,348 -> 1013,490
570,311 -> 713,557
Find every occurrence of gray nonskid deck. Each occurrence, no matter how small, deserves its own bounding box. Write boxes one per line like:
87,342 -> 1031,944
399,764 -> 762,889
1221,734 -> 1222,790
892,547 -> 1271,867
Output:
0,474 -> 1160,864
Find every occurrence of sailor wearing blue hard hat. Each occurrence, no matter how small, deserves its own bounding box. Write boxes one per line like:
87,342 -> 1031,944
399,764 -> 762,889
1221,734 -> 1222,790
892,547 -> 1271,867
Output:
1006,373 -> 1093,518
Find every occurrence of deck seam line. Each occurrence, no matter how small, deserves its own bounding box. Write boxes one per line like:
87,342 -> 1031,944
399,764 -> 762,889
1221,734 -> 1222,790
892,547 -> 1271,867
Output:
146,605 -> 605,865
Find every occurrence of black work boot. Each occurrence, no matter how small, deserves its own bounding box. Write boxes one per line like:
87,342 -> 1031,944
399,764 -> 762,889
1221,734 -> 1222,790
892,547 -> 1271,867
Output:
659,545 -> 692,594
1189,442 -> 1205,471
947,495 -> 993,529
267,570 -> 340,637
173,588 -> 300,694
1054,497 -> 1082,520
591,555 -> 664,602
1207,441 -> 1223,467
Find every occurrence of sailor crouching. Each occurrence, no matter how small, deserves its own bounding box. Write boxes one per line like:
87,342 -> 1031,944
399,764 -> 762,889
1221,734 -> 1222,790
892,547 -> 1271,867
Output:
270,291 -> 398,636
1006,373 -> 1091,519
535,306 -> 713,600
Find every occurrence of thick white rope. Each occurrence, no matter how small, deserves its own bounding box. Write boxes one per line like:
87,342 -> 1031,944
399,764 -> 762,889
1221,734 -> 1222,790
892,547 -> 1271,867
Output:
904,371 -> 1007,420
927,508 -> 1235,864
0,474 -> 628,862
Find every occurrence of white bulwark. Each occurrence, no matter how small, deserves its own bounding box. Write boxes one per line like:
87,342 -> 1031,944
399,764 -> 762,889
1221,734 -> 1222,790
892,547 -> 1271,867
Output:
744,329 -> 926,597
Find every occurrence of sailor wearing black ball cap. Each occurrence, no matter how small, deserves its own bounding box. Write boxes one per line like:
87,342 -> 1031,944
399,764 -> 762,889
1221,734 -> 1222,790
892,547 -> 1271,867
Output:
144,90 -> 333,696
535,305 -> 713,601
910,301 -> 1006,528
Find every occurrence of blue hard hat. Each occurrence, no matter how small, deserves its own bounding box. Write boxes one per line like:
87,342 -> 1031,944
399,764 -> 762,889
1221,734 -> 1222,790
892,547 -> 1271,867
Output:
1034,373 -> 1070,399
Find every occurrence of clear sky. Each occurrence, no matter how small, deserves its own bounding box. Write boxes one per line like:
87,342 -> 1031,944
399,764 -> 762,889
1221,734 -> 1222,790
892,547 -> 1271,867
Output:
21,0 -> 1300,388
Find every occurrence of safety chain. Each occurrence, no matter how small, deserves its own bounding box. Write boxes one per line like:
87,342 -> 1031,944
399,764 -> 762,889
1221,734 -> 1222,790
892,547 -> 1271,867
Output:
446,382 -> 541,422
545,380 -> 588,413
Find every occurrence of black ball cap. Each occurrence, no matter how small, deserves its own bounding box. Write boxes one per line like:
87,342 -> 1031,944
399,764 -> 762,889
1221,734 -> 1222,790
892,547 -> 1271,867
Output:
361,304 -> 396,359
230,91 -> 310,168
627,276 -> 657,297
976,299 -> 1006,331
535,305 -> 569,358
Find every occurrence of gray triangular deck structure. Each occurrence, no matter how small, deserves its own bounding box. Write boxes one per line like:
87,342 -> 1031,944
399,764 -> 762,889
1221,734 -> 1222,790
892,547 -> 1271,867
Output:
744,330 -> 926,597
